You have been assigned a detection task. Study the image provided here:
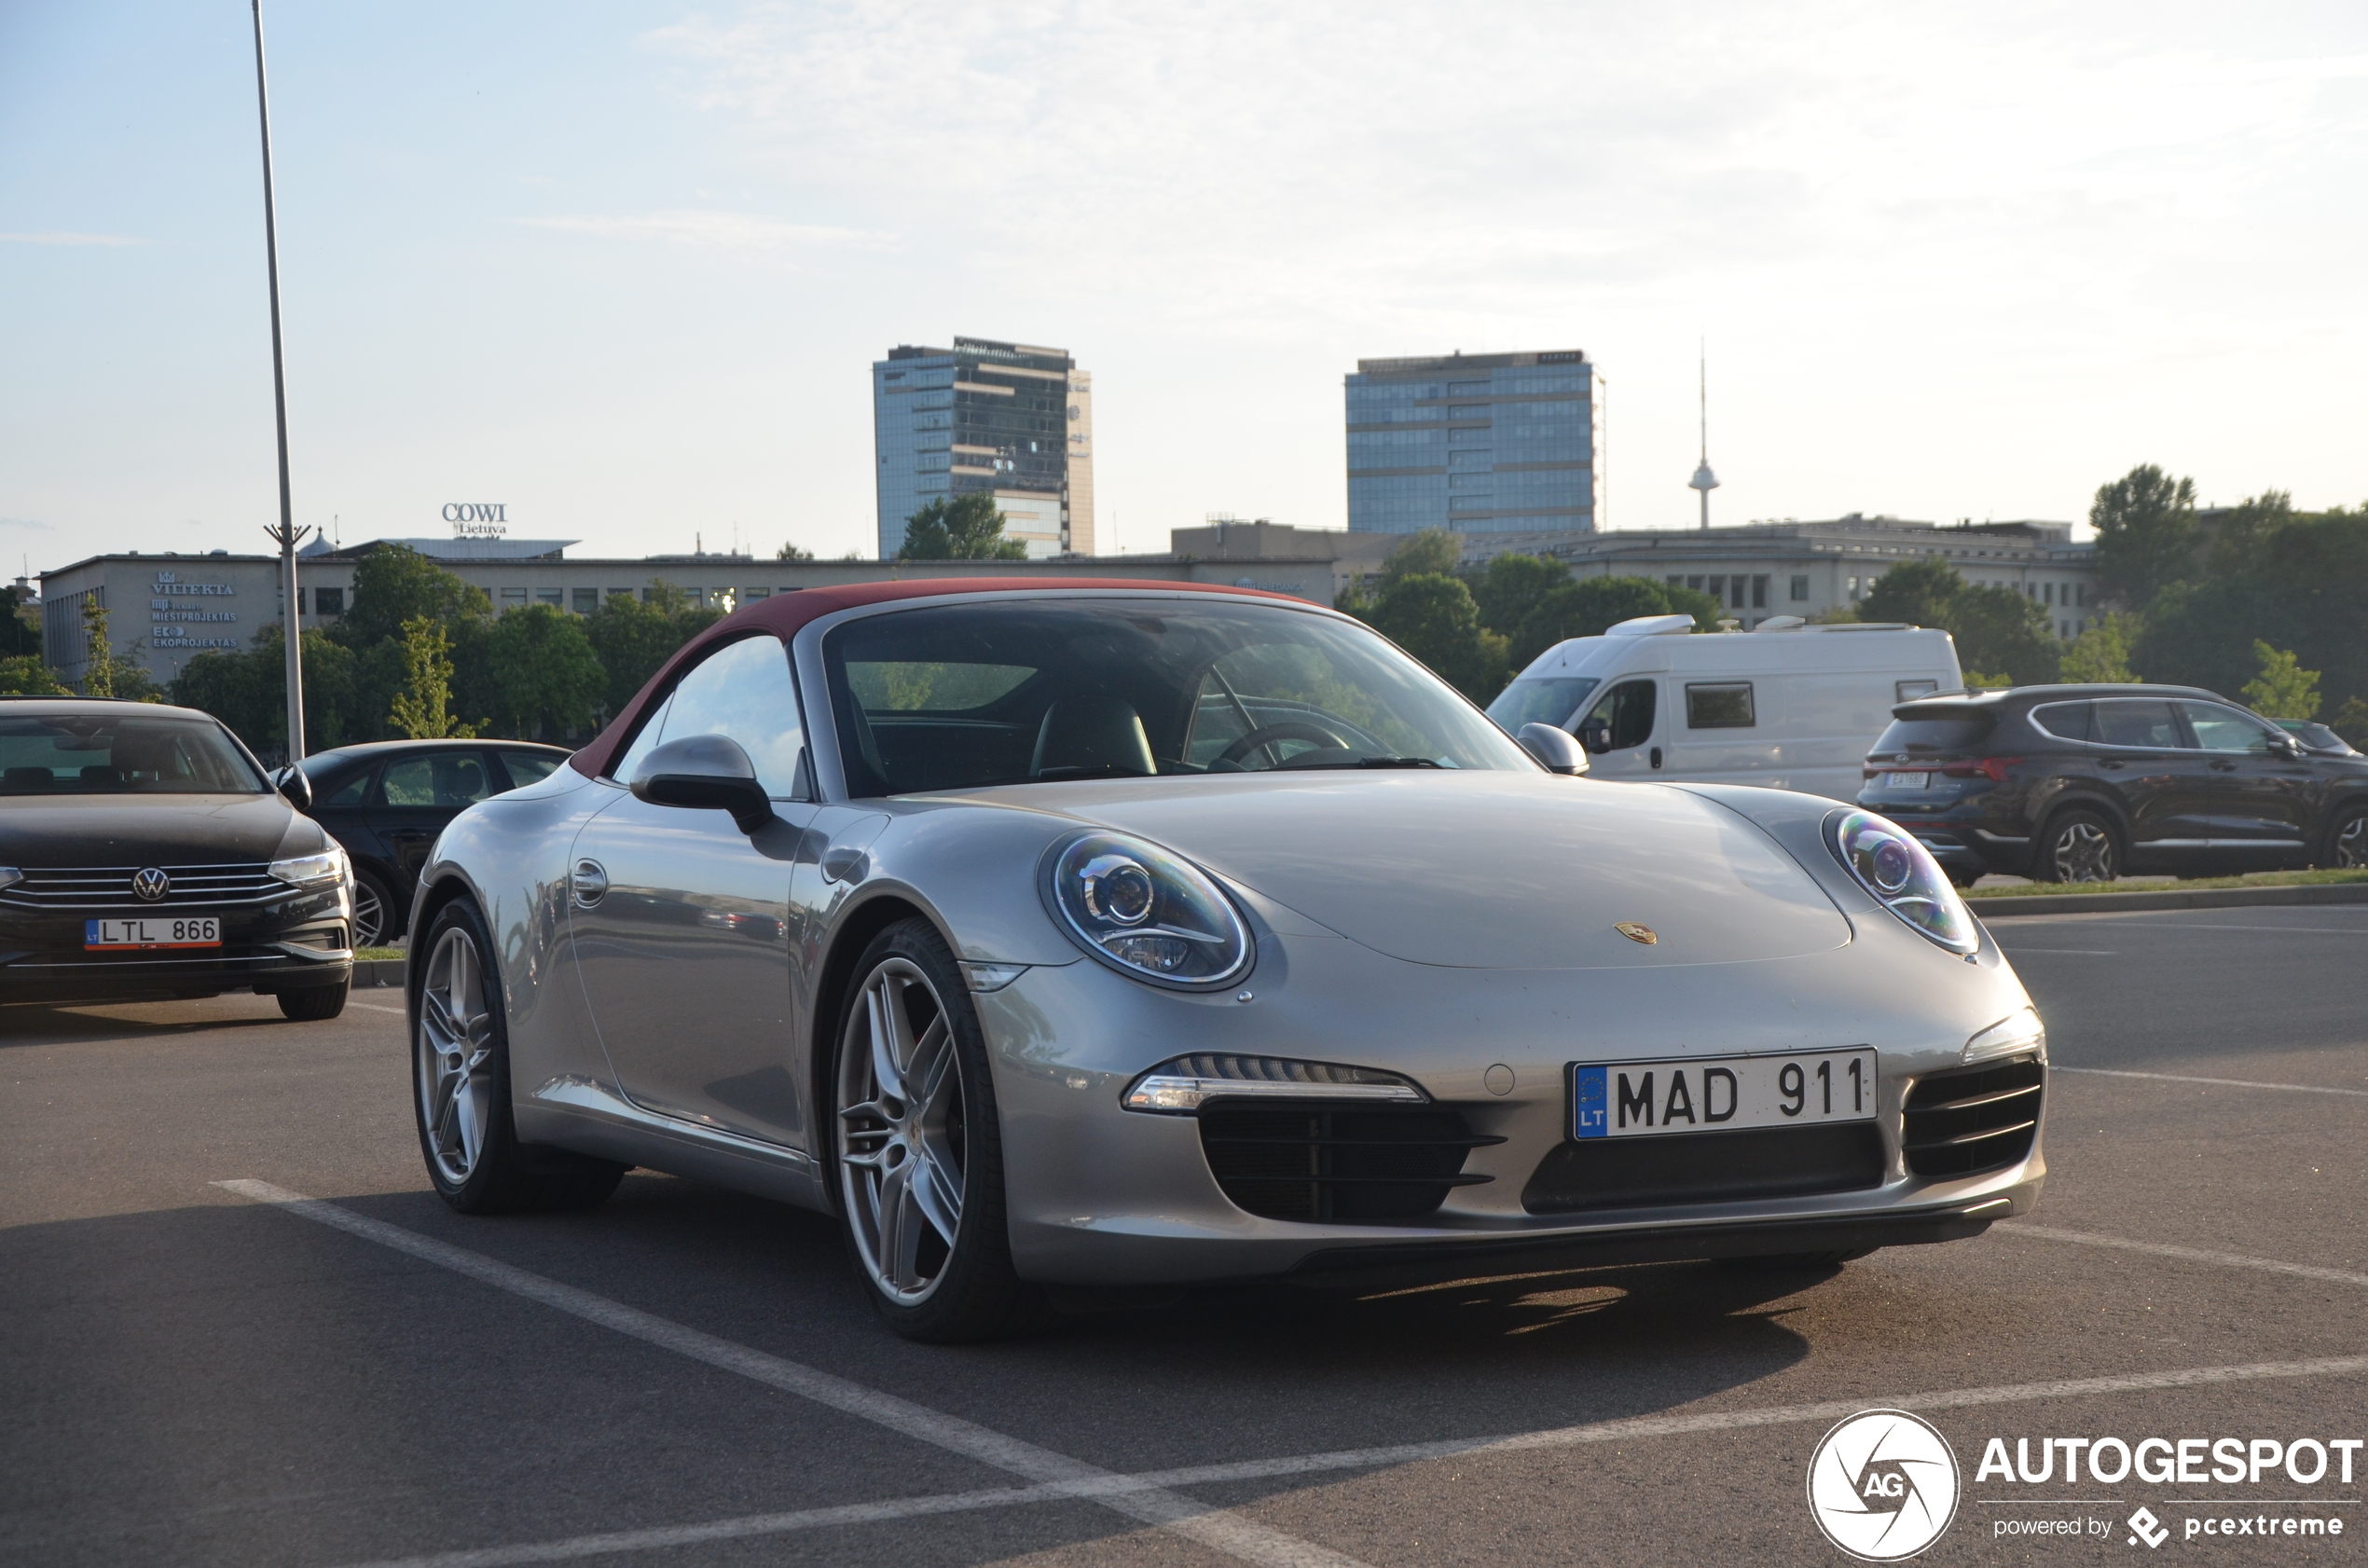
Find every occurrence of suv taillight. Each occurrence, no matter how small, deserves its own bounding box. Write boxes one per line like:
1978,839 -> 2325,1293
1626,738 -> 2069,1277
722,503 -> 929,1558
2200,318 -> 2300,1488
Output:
1939,756 -> 2022,784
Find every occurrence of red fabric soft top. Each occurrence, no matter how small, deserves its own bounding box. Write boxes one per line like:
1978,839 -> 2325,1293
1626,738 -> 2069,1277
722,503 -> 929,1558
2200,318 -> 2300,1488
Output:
567,575 -> 1301,779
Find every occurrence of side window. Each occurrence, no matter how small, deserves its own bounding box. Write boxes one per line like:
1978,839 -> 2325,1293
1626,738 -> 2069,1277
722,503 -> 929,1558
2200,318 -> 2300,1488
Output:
640,636 -> 807,800
613,693 -> 675,786
381,751 -> 494,808
2094,699 -> 2186,750
499,750 -> 563,790
1582,680 -> 1658,749
1684,681 -> 1755,730
322,768 -> 373,806
1895,680 -> 1938,703
2029,701 -> 2094,742
2179,702 -> 2274,754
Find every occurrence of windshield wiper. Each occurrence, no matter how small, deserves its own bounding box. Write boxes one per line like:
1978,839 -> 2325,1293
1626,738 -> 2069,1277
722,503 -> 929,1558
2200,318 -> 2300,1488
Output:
1276,755 -> 1442,771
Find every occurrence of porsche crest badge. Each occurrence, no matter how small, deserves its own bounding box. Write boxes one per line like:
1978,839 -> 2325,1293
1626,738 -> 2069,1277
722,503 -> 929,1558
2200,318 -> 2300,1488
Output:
1614,922 -> 1658,945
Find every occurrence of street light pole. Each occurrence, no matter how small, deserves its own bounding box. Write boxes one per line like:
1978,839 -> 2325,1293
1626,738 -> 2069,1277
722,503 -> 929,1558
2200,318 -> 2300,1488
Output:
251,0 -> 309,760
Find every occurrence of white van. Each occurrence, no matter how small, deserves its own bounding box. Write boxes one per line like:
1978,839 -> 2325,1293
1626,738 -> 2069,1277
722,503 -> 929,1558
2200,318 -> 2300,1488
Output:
1485,614 -> 1963,800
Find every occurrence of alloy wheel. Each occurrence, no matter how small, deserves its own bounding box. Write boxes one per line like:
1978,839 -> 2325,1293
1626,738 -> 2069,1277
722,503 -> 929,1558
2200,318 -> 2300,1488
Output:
837,957 -> 967,1305
2054,820 -> 2114,882
352,879 -> 386,947
418,926 -> 495,1185
2336,815 -> 2368,870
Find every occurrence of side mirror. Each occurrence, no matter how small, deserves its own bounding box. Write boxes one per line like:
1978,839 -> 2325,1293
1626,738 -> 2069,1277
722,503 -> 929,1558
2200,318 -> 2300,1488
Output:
2268,734 -> 2303,759
1518,722 -> 1590,777
1576,716 -> 1614,755
272,764 -> 313,811
630,735 -> 774,833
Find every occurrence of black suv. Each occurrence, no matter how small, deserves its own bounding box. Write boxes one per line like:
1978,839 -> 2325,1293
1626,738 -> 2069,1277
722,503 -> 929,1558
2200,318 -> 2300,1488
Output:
293,739 -> 571,945
1857,683 -> 2368,884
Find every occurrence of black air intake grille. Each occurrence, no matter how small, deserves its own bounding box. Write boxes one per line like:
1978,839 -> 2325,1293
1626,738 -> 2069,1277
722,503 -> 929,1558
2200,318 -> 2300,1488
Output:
1197,1105 -> 1499,1223
1903,1055 -> 2043,1178
1522,1123 -> 1885,1215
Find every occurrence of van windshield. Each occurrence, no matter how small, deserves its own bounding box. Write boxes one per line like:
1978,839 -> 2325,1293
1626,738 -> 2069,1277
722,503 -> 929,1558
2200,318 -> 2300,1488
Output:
1486,677 -> 1600,732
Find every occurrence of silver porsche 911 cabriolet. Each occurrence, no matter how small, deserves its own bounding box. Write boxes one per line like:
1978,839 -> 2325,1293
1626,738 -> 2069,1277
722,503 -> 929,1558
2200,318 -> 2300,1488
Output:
410,579 -> 2046,1340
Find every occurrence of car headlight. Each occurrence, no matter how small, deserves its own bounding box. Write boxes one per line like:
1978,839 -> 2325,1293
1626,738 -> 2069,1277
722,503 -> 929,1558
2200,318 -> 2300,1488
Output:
268,846 -> 347,887
1040,831 -> 1252,989
1829,809 -> 1978,955
1964,1005 -> 2045,1065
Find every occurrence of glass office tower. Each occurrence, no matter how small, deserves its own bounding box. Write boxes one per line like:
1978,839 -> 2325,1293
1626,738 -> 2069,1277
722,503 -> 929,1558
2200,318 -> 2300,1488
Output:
873,337 -> 1093,559
1344,349 -> 1599,537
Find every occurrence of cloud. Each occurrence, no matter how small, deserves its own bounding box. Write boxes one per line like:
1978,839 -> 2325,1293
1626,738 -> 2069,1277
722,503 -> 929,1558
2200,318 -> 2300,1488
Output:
0,232 -> 155,247
519,209 -> 885,253
0,517 -> 53,531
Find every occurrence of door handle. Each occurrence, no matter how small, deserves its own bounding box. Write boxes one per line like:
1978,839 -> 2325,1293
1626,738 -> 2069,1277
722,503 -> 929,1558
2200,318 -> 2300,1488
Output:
1648,747 -> 1663,770
2099,761 -> 2126,771
571,859 -> 609,908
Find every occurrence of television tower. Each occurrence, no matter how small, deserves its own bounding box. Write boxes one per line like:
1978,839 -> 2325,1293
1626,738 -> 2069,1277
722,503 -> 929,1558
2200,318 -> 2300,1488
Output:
1687,340 -> 1719,530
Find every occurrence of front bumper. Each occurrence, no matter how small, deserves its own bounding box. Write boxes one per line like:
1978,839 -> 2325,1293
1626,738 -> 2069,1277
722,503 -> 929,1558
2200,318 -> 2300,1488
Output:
978,911 -> 2046,1287
0,884 -> 353,1006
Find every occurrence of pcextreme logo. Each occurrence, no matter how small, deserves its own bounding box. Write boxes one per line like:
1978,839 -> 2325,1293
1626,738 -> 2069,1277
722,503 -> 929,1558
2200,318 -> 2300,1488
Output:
1808,1410 -> 1962,1561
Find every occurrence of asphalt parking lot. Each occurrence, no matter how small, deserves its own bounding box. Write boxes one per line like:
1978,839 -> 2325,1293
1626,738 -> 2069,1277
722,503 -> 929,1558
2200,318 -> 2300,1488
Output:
5,904 -> 2363,1567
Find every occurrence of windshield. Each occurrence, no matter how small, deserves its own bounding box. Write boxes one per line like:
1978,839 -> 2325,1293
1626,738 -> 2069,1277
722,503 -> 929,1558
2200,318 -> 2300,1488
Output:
823,598 -> 1533,795
0,713 -> 267,795
1486,676 -> 1600,732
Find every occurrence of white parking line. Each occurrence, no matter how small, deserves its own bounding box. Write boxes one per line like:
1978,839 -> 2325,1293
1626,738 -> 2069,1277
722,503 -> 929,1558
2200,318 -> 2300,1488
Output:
330,1351 -> 2368,1568
2056,1066 -> 2368,1098
213,1180 -> 1370,1568
347,1001 -> 406,1015
2001,1224 -> 2368,1289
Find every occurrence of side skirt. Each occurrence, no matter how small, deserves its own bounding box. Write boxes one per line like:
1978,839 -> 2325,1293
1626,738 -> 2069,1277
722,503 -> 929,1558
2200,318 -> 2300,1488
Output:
519,1074 -> 830,1213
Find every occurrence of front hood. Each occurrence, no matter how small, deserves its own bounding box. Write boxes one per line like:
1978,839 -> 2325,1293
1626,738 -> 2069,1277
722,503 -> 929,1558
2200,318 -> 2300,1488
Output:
0,793 -> 312,867
965,772 -> 1851,970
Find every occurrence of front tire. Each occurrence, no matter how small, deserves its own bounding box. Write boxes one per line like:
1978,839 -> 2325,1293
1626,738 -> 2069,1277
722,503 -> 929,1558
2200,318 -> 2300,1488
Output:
2325,805 -> 2368,870
832,918 -> 1040,1342
278,981 -> 349,1021
2035,808 -> 2120,884
413,899 -> 624,1215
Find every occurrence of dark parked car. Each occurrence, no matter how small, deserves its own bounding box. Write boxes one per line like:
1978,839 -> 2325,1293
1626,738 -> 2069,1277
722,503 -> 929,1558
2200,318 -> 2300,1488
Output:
294,740 -> 571,944
2276,719 -> 2361,757
1858,683 -> 2368,884
0,698 -> 352,1017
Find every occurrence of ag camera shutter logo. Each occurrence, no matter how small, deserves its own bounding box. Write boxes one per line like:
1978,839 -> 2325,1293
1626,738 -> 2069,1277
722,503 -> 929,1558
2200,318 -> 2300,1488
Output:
1807,1409 -> 1962,1561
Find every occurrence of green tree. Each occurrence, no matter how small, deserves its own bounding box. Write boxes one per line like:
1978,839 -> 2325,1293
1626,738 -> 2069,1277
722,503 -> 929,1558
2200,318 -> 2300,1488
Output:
1379,529 -> 1463,585
2331,696 -> 2368,748
1857,557 -> 1961,626
1360,572 -> 1508,701
1511,576 -> 1681,667
77,598 -> 160,700
583,583 -> 724,716
0,654 -> 67,695
0,583 -> 41,658
2058,613 -> 2141,684
899,492 -> 1027,561
483,605 -> 607,740
2241,640 -> 2320,720
2133,508 -> 2368,720
389,614 -> 478,738
777,540 -> 816,561
2091,464 -> 2198,614
2209,489 -> 2294,576
329,543 -> 493,650
1946,584 -> 2060,686
1471,554 -> 1569,639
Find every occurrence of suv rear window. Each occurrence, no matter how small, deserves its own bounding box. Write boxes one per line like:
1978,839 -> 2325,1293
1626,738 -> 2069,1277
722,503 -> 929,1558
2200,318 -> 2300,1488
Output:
1871,714 -> 1994,754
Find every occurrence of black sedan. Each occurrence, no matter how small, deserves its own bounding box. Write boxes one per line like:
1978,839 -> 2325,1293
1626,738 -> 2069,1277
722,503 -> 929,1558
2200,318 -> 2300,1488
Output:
293,739 -> 571,945
0,698 -> 353,1017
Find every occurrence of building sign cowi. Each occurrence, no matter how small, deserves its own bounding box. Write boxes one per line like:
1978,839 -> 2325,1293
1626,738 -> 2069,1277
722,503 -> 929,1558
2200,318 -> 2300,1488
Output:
444,503 -> 508,538
149,570 -> 241,652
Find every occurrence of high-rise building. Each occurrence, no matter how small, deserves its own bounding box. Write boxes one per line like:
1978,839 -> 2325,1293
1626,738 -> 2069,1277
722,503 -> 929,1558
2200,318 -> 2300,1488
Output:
872,337 -> 1095,559
1344,349 -> 1599,537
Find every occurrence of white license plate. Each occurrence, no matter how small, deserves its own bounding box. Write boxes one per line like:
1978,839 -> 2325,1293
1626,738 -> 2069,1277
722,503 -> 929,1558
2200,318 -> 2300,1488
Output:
85,916 -> 221,950
1570,1050 -> 1877,1139
1883,771 -> 1931,790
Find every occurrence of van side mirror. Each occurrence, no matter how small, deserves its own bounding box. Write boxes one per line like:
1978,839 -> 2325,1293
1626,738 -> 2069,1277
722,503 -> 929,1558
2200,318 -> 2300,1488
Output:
630,735 -> 774,833
1576,716 -> 1614,754
272,764 -> 312,811
1518,722 -> 1590,777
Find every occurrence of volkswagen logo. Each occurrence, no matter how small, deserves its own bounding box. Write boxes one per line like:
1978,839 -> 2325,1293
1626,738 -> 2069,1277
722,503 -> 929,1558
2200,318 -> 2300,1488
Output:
131,867 -> 171,901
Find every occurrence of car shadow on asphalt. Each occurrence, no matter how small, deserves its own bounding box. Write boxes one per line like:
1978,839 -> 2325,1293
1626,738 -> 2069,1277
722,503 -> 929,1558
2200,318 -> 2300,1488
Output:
0,999 -> 297,1048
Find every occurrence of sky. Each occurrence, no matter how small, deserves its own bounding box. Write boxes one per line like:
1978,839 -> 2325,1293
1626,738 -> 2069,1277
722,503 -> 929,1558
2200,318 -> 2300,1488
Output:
3,0 -> 2365,573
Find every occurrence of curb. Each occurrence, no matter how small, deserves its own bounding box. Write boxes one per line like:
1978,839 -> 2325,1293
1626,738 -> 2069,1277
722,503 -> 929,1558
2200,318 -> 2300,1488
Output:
353,957 -> 407,990
1971,883 -> 2368,918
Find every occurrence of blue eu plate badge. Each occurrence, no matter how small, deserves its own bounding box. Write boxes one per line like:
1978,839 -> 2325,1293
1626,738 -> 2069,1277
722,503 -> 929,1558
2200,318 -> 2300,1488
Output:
1572,1065 -> 1608,1138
